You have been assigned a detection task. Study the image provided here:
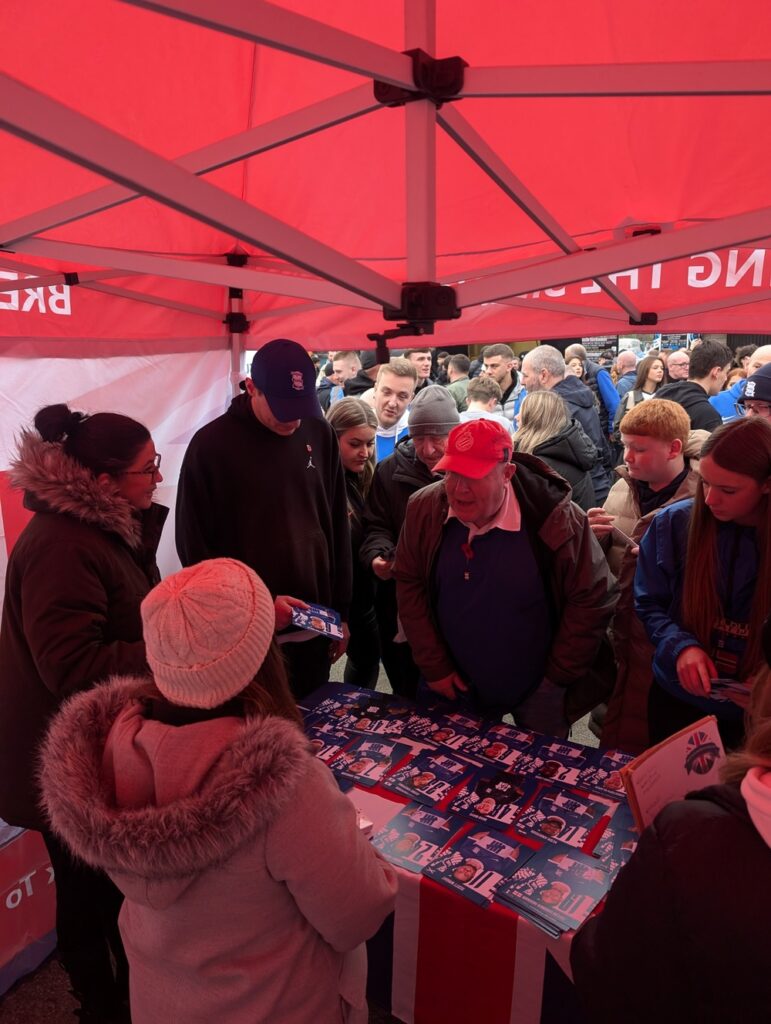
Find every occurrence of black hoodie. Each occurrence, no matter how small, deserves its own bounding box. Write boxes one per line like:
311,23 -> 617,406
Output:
654,380 -> 723,431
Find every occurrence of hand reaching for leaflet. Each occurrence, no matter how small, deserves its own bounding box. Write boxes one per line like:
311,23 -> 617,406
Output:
426,672 -> 469,701
274,595 -> 309,631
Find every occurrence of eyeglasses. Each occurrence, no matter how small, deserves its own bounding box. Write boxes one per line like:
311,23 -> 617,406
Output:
734,401 -> 771,419
121,452 -> 162,476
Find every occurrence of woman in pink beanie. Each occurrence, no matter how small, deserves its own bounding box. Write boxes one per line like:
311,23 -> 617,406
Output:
39,558 -> 397,1024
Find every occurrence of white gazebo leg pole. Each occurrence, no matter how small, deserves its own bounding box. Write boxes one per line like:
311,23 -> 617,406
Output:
405,0 -> 437,284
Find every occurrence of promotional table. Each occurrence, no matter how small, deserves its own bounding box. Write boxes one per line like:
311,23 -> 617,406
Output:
354,788 -> 587,1024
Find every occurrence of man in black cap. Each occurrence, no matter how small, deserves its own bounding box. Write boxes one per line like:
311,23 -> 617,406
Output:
175,338 -> 352,697
738,362 -> 771,421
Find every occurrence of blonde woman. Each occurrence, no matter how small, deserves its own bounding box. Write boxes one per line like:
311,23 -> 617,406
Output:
327,398 -> 380,686
514,391 -> 597,510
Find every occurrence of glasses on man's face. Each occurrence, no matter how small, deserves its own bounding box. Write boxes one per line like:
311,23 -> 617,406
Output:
736,400 -> 771,419
122,452 -> 162,476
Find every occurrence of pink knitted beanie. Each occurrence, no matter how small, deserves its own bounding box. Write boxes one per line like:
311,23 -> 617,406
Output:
140,558 -> 275,708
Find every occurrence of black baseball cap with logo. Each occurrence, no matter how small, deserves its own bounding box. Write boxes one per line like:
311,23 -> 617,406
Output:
250,338 -> 323,421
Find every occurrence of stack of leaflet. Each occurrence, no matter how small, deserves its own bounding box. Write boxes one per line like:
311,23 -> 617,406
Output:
371,803 -> 467,873
423,830 -> 535,907
494,846 -> 612,936
300,684 -> 639,932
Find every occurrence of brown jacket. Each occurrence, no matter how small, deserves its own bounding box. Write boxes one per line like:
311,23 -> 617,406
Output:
599,433 -> 706,753
0,430 -> 167,829
393,453 -> 618,723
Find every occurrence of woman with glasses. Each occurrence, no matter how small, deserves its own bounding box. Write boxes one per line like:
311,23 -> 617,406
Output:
0,402 -> 167,1023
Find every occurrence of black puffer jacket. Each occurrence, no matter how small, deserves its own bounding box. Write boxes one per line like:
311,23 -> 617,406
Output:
571,783 -> 771,1024
0,430 -> 167,829
360,437 -> 435,567
529,419 -> 597,511
552,376 -> 612,502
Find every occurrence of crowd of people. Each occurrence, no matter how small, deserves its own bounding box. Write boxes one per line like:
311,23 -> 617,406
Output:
0,333 -> 769,1022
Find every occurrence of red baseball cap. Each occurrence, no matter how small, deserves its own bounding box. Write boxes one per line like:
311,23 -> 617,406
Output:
434,419 -> 512,479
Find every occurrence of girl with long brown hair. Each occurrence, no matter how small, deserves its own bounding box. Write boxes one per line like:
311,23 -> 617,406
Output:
634,416 -> 771,748
611,354 -> 666,442
326,398 -> 380,686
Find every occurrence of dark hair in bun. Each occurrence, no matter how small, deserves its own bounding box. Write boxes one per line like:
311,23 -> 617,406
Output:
34,404 -> 151,476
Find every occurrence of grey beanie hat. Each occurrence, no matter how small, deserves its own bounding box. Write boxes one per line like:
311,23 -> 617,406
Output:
408,385 -> 461,437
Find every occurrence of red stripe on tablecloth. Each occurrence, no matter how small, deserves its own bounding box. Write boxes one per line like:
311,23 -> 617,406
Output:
414,876 -> 519,1024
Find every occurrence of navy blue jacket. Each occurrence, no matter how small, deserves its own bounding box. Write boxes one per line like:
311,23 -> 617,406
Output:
634,499 -> 758,721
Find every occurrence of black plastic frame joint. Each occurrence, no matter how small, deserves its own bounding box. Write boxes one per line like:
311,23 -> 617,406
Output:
383,281 -> 461,323
629,312 -> 658,326
374,49 -> 467,108
224,311 -> 249,333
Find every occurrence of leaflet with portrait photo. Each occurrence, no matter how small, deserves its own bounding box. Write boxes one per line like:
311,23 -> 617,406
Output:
328,736 -> 410,788
302,683 -> 375,719
448,768 -> 540,830
371,803 -> 467,873
512,738 -> 589,786
495,845 -> 611,934
304,721 -> 352,764
423,829 -> 534,907
515,786 -> 610,848
381,750 -> 475,806
457,722 -> 536,768
576,748 -> 634,799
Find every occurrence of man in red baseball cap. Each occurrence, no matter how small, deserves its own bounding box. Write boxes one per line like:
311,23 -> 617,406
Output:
394,419 -> 617,734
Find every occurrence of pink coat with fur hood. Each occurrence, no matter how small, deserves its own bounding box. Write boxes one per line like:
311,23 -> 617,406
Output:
39,676 -> 398,1024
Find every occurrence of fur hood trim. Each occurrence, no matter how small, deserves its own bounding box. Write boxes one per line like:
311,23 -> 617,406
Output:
39,676 -> 311,881
10,429 -> 142,549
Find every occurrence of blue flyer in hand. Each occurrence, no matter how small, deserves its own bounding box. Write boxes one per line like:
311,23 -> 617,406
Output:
372,803 -> 466,873
576,748 -> 634,799
382,750 -> 474,806
458,723 -> 536,768
328,736 -> 410,788
449,768 -> 539,830
496,845 -> 611,933
290,602 -> 344,639
515,786 -> 611,848
423,829 -> 534,907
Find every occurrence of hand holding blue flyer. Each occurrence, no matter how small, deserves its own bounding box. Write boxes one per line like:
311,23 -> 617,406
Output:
290,602 -> 344,639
